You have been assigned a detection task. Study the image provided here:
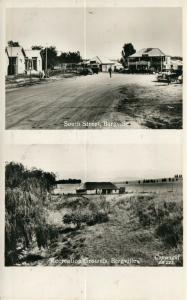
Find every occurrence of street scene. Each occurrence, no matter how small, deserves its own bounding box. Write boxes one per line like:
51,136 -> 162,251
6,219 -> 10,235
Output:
5,144 -> 183,266
6,73 -> 182,129
5,7 -> 182,129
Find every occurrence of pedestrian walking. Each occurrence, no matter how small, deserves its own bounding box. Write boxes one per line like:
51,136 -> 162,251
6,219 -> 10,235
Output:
108,67 -> 112,78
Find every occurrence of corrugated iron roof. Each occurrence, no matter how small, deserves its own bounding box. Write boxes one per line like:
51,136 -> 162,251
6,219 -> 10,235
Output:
130,48 -> 166,57
91,56 -> 114,65
82,182 -> 118,190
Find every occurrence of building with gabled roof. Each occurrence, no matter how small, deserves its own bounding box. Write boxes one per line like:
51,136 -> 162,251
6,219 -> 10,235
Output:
76,181 -> 120,195
6,46 -> 26,75
127,48 -> 171,72
130,48 -> 166,58
25,49 -> 43,74
90,56 -> 115,72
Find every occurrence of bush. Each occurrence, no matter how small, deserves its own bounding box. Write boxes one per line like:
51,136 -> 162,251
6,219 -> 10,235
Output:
155,213 -> 183,248
62,197 -> 89,210
63,208 -> 109,229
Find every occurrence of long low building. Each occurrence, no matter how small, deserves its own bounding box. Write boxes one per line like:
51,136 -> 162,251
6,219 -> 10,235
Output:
89,56 -> 123,72
76,182 -> 123,195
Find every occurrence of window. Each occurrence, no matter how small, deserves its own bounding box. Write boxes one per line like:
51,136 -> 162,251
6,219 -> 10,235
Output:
32,57 -> 37,71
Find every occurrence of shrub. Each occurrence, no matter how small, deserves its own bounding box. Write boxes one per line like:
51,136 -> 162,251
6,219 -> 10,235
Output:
155,212 -> 183,248
62,197 -> 89,210
63,208 -> 109,229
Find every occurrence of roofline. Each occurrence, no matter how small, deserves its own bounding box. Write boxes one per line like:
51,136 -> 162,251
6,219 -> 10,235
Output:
6,45 -> 26,57
22,48 -> 26,57
129,47 -> 166,57
83,182 -> 119,190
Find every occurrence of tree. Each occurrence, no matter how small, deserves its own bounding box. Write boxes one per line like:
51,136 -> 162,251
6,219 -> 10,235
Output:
40,46 -> 58,70
8,41 -> 20,47
5,162 -> 26,188
5,162 -> 57,265
58,51 -> 82,64
31,45 -> 43,50
121,43 -> 136,67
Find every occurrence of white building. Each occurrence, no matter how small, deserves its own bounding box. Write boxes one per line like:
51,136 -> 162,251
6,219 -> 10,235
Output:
170,57 -> 183,71
90,56 -> 115,72
76,182 -> 120,195
25,50 -> 43,74
6,46 -> 26,75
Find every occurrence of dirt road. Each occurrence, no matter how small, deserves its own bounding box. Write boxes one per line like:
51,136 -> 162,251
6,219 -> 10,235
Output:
6,73 -> 182,129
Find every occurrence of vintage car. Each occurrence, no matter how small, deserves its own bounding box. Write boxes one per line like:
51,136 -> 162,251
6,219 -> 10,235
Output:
156,70 -> 178,83
79,67 -> 93,76
90,64 -> 99,74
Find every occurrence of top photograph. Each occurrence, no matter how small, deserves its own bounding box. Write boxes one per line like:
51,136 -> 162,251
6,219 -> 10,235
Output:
5,7 -> 182,130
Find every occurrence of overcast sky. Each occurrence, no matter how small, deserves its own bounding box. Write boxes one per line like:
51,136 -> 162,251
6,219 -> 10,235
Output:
6,7 -> 182,58
5,144 -> 182,181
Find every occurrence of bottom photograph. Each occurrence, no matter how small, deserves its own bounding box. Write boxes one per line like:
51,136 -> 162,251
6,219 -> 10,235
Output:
4,144 -> 183,266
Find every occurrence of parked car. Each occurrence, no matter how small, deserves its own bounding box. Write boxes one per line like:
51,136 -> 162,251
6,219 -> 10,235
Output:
79,68 -> 93,76
90,64 -> 99,74
156,70 -> 178,83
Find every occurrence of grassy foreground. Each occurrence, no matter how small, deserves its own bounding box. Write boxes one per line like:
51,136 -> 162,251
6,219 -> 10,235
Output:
5,163 -> 182,266
11,192 -> 182,267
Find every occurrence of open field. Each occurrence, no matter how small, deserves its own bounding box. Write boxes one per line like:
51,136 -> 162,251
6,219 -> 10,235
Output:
12,181 -> 182,267
115,180 -> 182,195
6,73 -> 182,129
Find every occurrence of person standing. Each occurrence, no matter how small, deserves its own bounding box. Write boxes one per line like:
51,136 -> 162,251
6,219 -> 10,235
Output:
108,67 -> 112,78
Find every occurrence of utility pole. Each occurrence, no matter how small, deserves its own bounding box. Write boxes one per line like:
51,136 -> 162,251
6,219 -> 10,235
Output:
45,46 -> 48,77
11,45 -> 13,75
29,63 -> 31,84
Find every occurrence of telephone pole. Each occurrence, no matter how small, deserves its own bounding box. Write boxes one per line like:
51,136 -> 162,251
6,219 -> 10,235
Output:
45,46 -> 48,76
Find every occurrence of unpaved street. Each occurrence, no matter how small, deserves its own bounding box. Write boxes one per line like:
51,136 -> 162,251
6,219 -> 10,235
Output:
6,73 -> 182,129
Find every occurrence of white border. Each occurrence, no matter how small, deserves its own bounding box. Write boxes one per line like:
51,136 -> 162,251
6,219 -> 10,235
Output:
0,1 -> 186,300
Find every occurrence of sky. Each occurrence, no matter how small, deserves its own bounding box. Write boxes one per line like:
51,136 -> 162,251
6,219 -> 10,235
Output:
5,144 -> 182,182
6,7 -> 182,59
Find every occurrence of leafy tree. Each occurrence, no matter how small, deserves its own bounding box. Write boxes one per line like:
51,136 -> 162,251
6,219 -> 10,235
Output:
121,43 -> 136,67
5,162 -> 56,192
5,162 -> 26,188
8,41 -> 20,47
31,45 -> 43,50
5,162 -> 57,265
40,46 -> 58,70
56,179 -> 81,184
58,51 -> 82,64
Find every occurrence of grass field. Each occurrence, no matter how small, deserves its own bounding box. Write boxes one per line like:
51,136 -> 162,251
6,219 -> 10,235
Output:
16,182 -> 183,267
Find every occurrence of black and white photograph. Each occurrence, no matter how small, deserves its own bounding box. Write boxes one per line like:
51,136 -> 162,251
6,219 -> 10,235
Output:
5,6 -> 182,129
5,143 -> 183,266
0,0 -> 186,299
